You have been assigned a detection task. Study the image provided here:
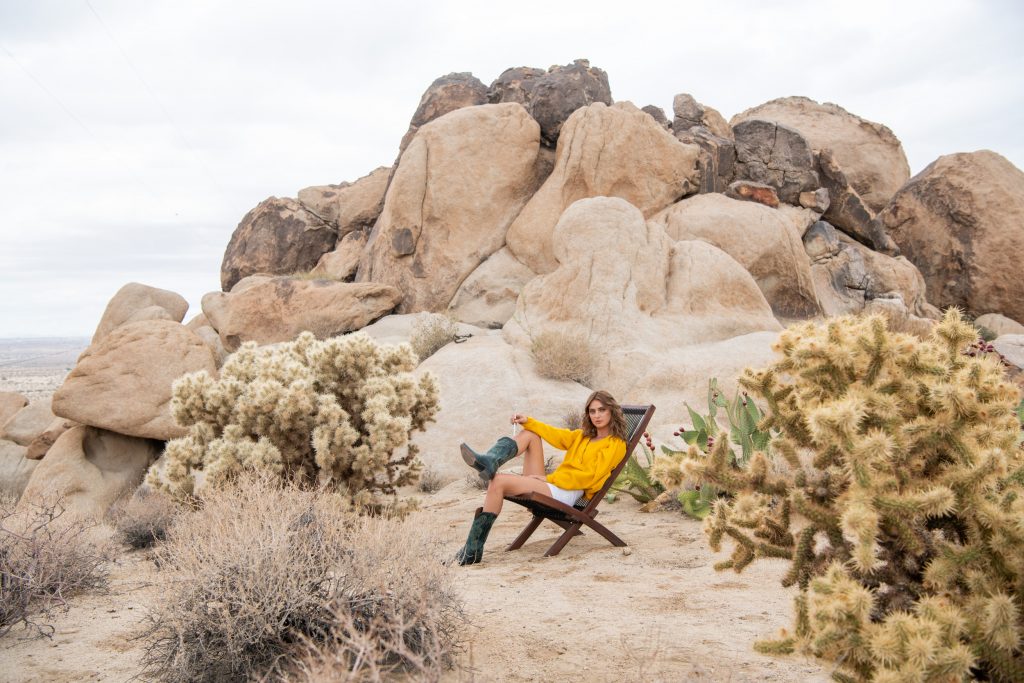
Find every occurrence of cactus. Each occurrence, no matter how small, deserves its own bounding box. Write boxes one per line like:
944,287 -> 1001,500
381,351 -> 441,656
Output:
147,331 -> 439,514
681,311 -> 1024,681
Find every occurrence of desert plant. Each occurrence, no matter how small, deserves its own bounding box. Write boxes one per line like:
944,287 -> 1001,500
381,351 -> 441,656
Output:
107,488 -> 179,549
416,468 -> 444,494
0,496 -> 109,637
652,379 -> 774,519
140,475 -> 465,683
530,330 -> 597,385
611,437 -> 665,504
678,311 -> 1024,682
147,331 -> 439,513
562,406 -> 583,430
409,312 -> 459,362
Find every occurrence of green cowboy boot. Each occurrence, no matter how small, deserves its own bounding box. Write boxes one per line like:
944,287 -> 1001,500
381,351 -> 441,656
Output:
454,507 -> 497,566
460,436 -> 519,482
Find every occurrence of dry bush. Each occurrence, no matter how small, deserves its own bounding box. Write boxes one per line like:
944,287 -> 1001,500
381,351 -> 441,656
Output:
562,406 -> 583,431
0,496 -> 110,638
530,331 -> 597,385
107,488 -> 179,550
416,468 -> 445,494
140,475 -> 464,683
410,313 -> 458,362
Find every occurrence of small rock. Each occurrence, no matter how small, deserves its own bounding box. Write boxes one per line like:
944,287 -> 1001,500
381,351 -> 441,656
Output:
622,547 -> 633,556
725,180 -> 780,208
799,188 -> 831,213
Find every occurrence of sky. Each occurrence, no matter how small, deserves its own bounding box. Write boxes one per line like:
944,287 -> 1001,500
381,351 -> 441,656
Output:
1,0 -> 1022,338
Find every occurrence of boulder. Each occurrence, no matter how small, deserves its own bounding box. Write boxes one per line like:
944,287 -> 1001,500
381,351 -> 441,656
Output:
52,320 -> 217,441
357,103 -> 542,312
641,104 -> 671,130
725,180 -> 780,208
190,325 -> 229,367
296,166 -> 390,239
489,59 -> 613,146
202,278 -> 402,350
817,148 -> 899,254
92,282 -> 189,343
504,197 -> 781,402
975,313 -> 1024,337
447,247 -> 536,328
0,391 -> 28,429
311,229 -> 367,281
220,197 -> 336,291
399,73 -> 488,153
650,193 -> 819,319
1,400 -> 56,447
412,334 -> 591,482
0,439 -> 37,501
731,96 -> 910,212
864,296 -> 936,339
185,313 -> 210,331
19,426 -> 161,520
506,102 -> 701,273
676,126 -> 735,194
876,151 -> 1024,322
672,93 -> 732,139
992,335 -> 1024,371
732,119 -> 819,205
26,417 -> 77,460
800,188 -> 831,213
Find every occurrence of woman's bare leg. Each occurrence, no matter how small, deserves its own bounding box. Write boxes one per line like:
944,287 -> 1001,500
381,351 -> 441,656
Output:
482,473 -> 550,515
515,430 -> 545,477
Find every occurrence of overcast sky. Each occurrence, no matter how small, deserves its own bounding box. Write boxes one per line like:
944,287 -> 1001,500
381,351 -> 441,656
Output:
2,0 -> 1022,338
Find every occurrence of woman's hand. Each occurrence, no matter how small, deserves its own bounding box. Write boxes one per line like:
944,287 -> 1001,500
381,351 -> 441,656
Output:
526,474 -> 546,481
510,413 -> 528,425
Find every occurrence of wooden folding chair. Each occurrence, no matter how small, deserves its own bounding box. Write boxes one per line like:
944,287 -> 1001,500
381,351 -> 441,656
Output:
504,404 -> 656,557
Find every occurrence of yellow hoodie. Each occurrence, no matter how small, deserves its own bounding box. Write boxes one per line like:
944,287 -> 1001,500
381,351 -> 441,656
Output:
522,417 -> 627,499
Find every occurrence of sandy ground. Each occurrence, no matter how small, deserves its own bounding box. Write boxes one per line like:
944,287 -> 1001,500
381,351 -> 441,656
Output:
1,477 -> 833,682
0,338 -> 86,402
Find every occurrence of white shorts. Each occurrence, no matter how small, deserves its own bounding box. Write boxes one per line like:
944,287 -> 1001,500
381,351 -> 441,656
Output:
547,483 -> 584,507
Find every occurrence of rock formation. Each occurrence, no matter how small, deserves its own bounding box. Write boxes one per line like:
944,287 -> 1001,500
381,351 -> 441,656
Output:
876,150 -> 1024,322
92,282 -> 189,343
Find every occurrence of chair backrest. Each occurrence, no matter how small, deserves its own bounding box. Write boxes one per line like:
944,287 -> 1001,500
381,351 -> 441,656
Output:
577,403 -> 655,512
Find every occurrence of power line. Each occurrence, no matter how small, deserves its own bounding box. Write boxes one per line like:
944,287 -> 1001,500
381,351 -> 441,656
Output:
0,43 -> 99,140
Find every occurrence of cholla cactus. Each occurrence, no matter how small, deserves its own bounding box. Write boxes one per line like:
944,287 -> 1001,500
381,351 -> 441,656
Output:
682,311 -> 1023,682
147,332 -> 439,513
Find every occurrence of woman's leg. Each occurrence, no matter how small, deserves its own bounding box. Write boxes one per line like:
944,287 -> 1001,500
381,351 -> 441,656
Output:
515,430 -> 546,477
482,473 -> 551,515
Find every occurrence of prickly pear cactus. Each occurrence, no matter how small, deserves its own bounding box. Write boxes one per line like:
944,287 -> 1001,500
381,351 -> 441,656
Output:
147,331 -> 439,513
682,311 -> 1024,682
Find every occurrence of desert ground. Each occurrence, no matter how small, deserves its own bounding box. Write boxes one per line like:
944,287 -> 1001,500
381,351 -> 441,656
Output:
0,340 -> 833,682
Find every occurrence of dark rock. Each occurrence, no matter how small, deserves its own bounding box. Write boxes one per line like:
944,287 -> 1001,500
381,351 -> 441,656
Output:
725,180 -> 779,208
220,197 -> 336,291
817,149 -> 898,254
641,105 -> 671,130
733,119 -> 819,204
672,93 -> 705,131
490,59 -> 612,147
399,72 -> 488,152
675,126 -> 735,194
487,66 -> 545,105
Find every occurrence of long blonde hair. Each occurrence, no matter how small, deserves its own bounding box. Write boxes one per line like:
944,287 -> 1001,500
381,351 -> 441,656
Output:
581,390 -> 627,441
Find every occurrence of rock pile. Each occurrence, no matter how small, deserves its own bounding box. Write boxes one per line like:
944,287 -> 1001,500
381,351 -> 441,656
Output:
7,59 -> 1023,509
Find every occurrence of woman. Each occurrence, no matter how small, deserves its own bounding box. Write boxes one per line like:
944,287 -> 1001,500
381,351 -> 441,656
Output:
454,390 -> 628,565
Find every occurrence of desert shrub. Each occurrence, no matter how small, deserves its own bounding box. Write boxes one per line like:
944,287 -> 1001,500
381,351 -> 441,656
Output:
147,331 -> 439,513
679,311 -> 1024,682
562,406 -> 583,430
416,468 -> 444,494
107,488 -> 179,549
140,475 -> 465,683
0,496 -> 109,637
409,312 -> 459,362
530,330 -> 597,385
611,438 -> 665,504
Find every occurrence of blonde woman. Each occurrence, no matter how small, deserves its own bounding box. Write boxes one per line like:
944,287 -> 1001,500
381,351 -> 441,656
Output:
454,390 -> 628,565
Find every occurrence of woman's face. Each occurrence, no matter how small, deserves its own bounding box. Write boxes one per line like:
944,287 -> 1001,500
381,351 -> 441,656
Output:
588,399 -> 611,431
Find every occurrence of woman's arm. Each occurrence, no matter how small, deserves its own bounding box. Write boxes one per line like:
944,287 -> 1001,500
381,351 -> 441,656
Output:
516,416 -> 579,451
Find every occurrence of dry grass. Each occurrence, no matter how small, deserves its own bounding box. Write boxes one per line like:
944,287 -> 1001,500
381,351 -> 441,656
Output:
107,488 -> 179,550
530,331 -> 597,385
140,474 -> 465,682
0,496 -> 110,638
562,406 -> 583,430
410,313 -> 459,362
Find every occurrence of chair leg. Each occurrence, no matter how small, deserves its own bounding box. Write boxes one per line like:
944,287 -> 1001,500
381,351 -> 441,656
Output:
506,515 -> 543,551
544,522 -> 583,557
581,517 -> 627,547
